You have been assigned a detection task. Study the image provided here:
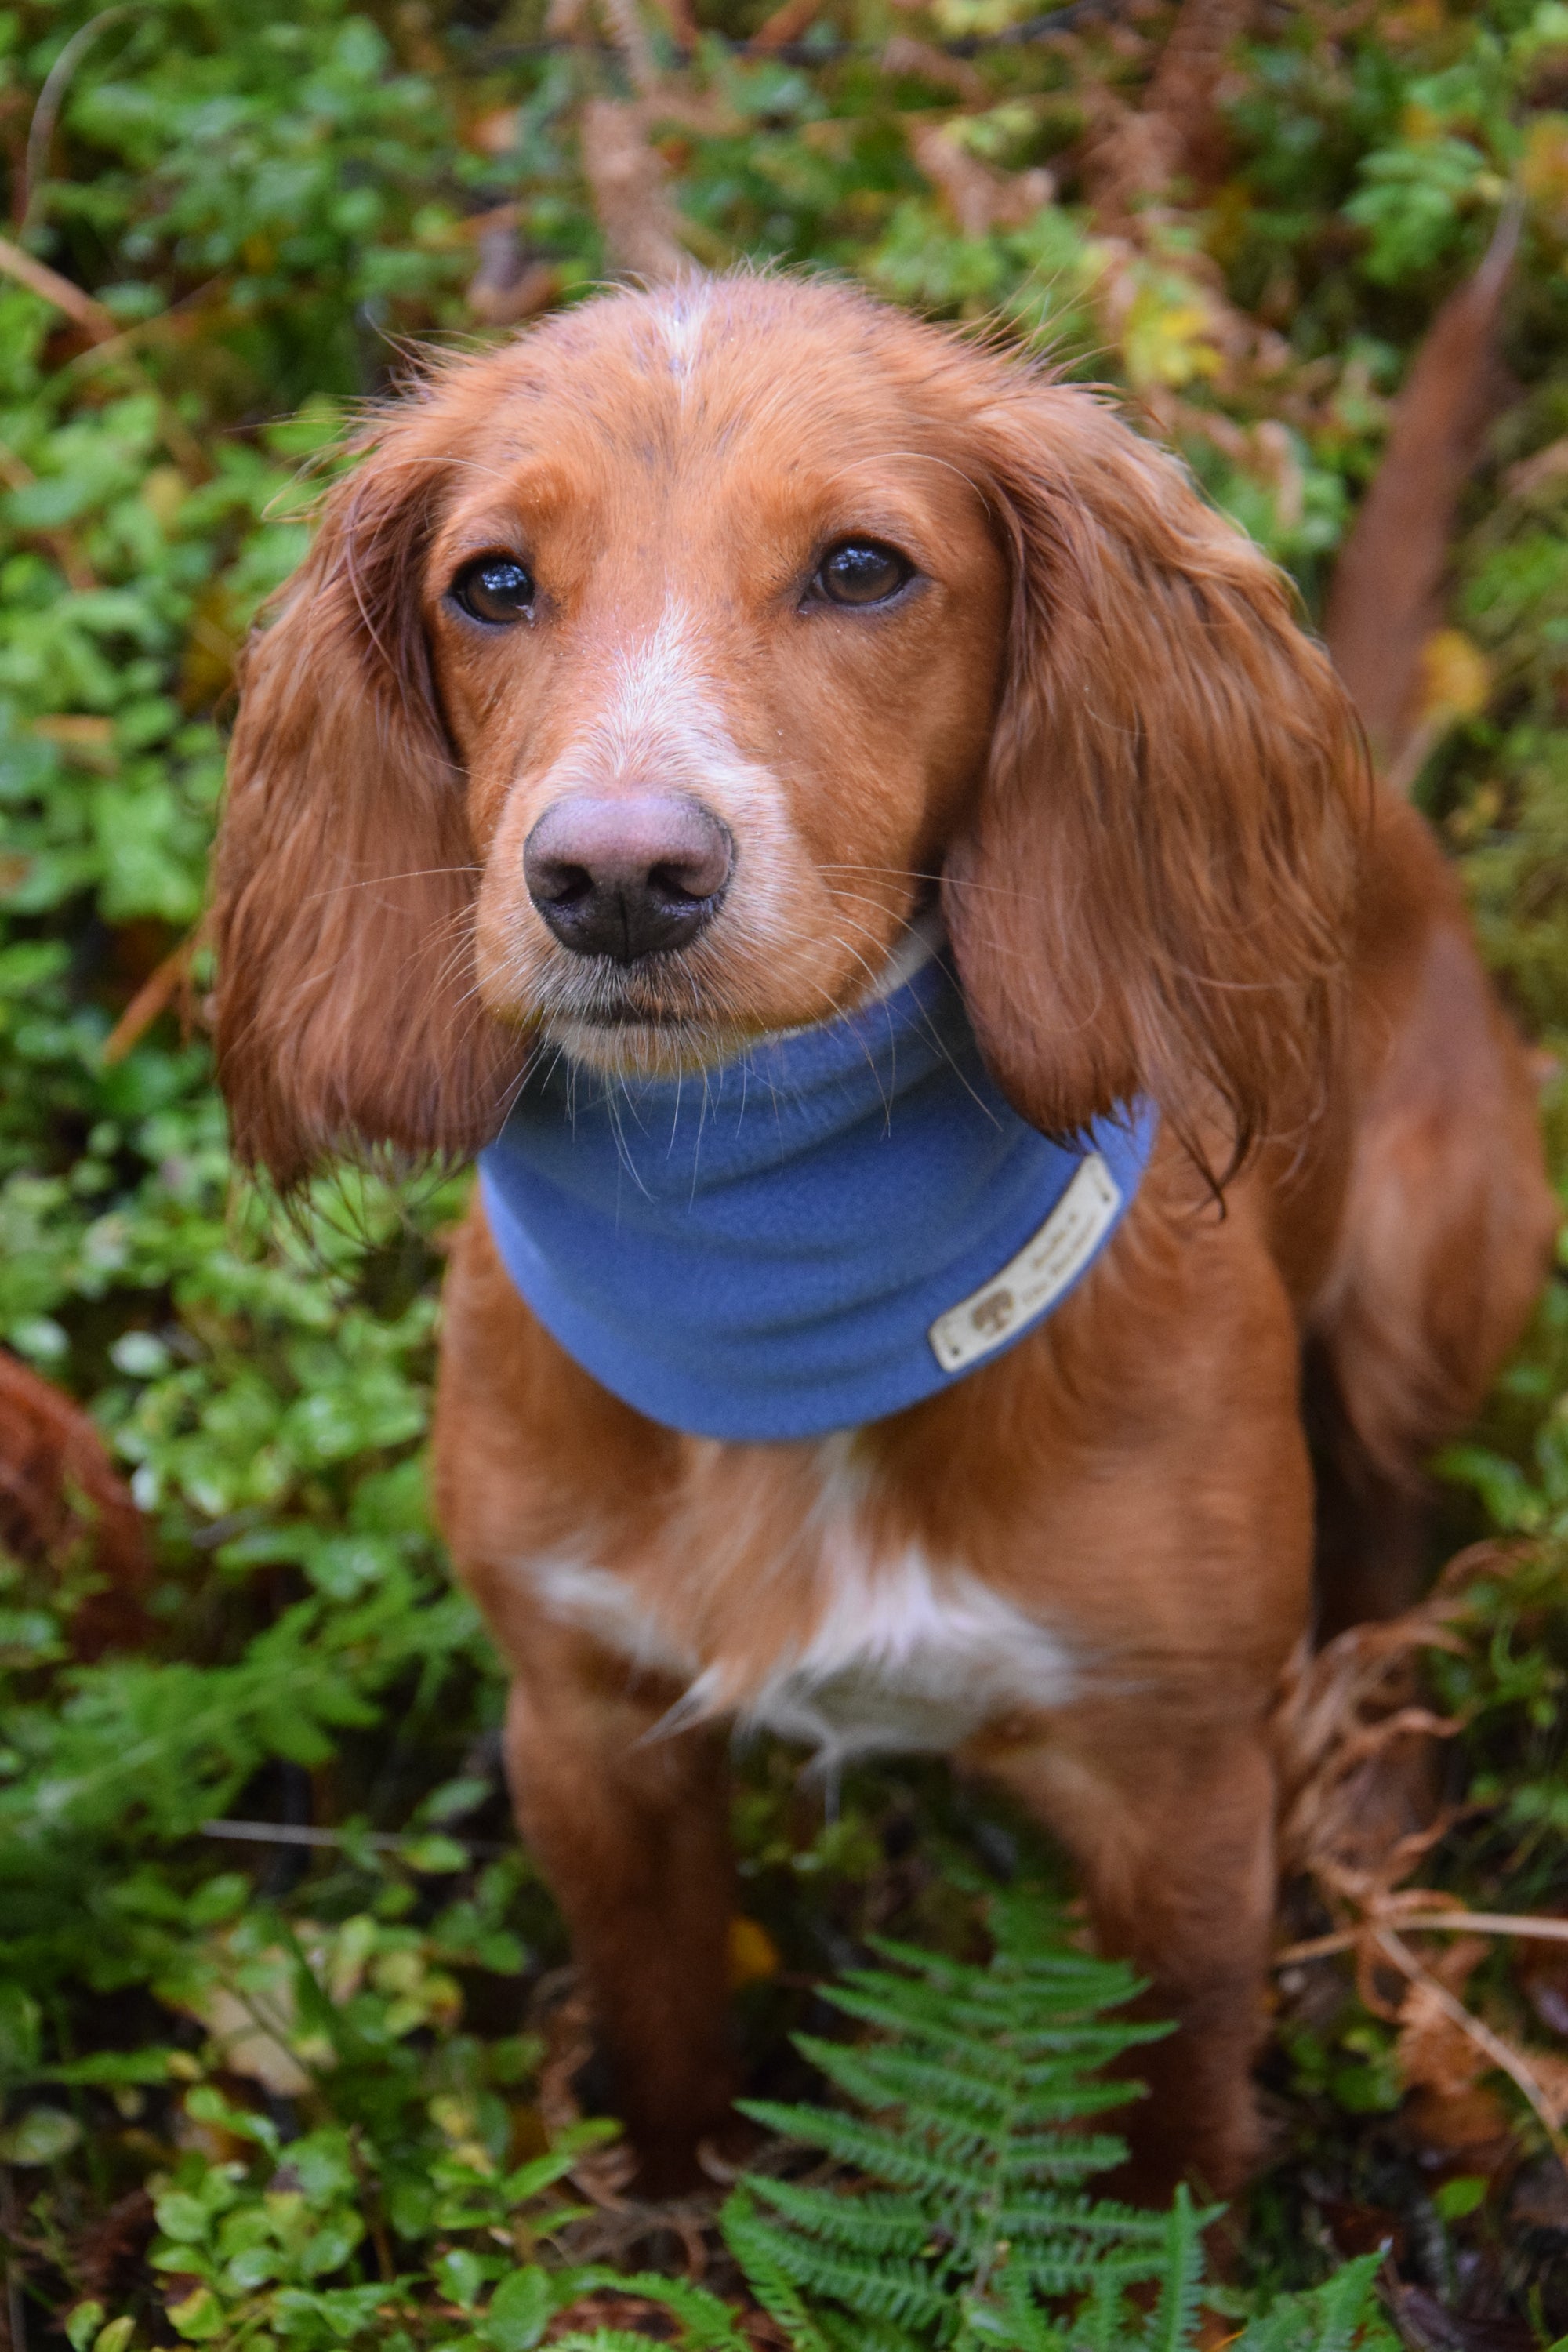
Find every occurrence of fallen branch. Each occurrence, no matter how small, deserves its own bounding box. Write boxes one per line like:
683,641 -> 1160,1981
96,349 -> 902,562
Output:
100,931 -> 196,1067
1375,1926 -> 1568,2167
752,0 -> 826,49
579,96 -> 696,283
21,5 -> 139,227
1279,1909 -> 1568,1964
0,231 -> 118,338
0,232 -> 210,480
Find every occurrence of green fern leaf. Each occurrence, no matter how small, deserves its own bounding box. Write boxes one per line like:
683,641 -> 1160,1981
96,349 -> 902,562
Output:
724,2188 -> 897,2352
571,2270 -> 755,2352
1144,2189 -> 1213,2352
724,1910 -> 1189,2350
1232,2256 -> 1396,2352
551,2332 -> 678,2352
733,2193 -> 953,2323
742,2176 -> 937,2258
724,1907 -> 1387,2352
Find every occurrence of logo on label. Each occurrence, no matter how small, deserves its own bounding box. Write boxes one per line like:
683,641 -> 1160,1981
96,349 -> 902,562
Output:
927,1156 -> 1122,1376
969,1289 -> 1015,1338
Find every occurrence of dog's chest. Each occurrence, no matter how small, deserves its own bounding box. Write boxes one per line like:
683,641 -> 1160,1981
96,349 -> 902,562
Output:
726,1551 -> 1079,1763
519,1446 -> 1076,1767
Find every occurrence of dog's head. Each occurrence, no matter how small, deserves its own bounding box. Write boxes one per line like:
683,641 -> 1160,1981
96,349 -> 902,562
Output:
212,274 -> 1365,1185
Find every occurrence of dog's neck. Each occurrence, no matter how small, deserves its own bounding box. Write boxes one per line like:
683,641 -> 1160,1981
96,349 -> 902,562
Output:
857,904 -> 945,1005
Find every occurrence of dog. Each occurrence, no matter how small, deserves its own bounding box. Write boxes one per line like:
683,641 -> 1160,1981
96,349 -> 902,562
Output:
210,274 -> 1555,2202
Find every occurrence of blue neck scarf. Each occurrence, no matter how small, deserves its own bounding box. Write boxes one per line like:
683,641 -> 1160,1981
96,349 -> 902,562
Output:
477,950 -> 1155,1444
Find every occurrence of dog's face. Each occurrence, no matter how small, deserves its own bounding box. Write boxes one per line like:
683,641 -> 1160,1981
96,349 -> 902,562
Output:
212,274 -> 1363,1182
424,289 -> 1008,1073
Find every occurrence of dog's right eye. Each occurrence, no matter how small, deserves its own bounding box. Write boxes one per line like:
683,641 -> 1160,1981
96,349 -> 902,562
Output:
450,555 -> 535,626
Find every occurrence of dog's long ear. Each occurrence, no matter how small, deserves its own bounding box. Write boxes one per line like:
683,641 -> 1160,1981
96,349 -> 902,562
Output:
211,432 -> 523,1189
943,383 -> 1367,1175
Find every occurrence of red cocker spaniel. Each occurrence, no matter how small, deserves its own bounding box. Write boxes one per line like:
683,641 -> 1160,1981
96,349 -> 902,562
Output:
211,275 -> 1554,2201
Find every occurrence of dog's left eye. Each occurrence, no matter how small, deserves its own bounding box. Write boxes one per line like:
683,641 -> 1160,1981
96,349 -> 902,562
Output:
814,540 -> 913,608
450,554 -> 535,626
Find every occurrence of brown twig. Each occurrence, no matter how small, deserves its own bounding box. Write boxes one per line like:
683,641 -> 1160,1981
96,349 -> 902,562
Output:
908,118 -> 1054,237
1374,1926 -> 1568,2165
597,0 -> 661,94
0,233 -> 210,480
22,7 -> 138,227
579,97 -> 695,281
752,0 -> 826,50
1280,1909 -> 1568,1964
0,231 -> 117,335
53,273 -> 228,384
100,931 -> 196,1066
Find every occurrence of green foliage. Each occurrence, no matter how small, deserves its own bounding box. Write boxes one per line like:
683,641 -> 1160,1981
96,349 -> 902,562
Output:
136,2090 -> 616,2352
718,1901 -> 1396,2352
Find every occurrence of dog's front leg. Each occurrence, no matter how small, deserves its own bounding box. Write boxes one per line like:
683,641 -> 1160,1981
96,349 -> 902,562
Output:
975,1699 -> 1276,2204
499,1617 -> 739,2194
434,1205 -> 739,2194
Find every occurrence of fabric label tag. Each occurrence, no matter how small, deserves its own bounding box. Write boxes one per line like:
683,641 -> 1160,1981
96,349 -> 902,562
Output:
927,1153 -> 1123,1374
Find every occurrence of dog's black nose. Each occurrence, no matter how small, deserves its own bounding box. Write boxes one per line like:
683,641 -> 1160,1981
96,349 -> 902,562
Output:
524,792 -> 733,964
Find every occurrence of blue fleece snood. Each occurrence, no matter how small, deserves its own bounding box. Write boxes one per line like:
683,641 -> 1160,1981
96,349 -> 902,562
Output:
477,949 -> 1155,1443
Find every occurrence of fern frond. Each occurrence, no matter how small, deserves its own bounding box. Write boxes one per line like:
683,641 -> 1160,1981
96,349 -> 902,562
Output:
815,2310 -> 927,2352
989,2136 -> 1140,2187
742,2176 -> 935,2258
739,2096 -> 1036,2204
1232,2256 -> 1396,2352
725,1913 -> 1186,2350
734,2209 -> 952,2332
725,1907 -> 1377,2352
864,1928 -> 1154,2020
552,2332 -> 676,2352
572,2271 -> 754,2352
969,2257 -> 1073,2352
1143,2187 -> 1214,2352
993,2199 -> 1170,2247
827,1980 -> 1165,2067
794,2029 -> 1144,2136
725,2187 -> 937,2350
721,2191 -> 842,2352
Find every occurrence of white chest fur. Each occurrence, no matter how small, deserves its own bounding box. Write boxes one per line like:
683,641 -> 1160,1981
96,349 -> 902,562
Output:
717,1548 -> 1076,1765
518,1452 -> 1076,1769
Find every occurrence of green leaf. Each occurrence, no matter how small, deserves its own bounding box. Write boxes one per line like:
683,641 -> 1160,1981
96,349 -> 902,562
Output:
66,2302 -> 105,2352
396,1833 -> 468,1874
437,2249 -> 489,2311
1432,2174 -> 1487,2222
0,1984 -> 42,2081
481,2267 -> 555,2352
0,2104 -> 82,2163
166,2286 -> 226,2343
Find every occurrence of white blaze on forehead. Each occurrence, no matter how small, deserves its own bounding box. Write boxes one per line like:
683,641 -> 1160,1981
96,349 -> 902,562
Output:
654,281 -> 715,386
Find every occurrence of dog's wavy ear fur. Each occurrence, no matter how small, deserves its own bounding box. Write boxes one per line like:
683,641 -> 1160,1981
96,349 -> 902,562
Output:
211,423 -> 523,1189
943,383 -> 1368,1177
